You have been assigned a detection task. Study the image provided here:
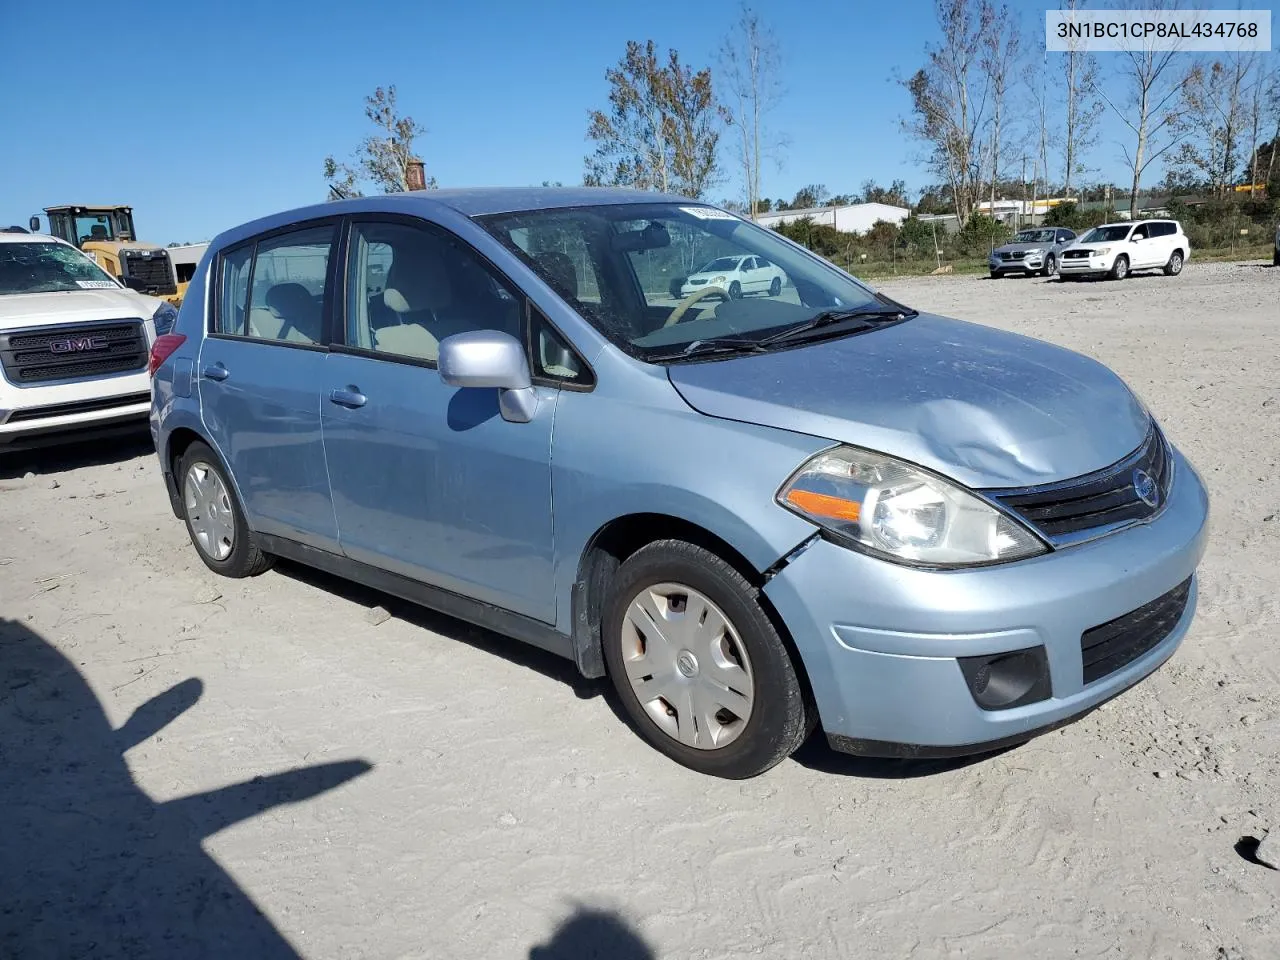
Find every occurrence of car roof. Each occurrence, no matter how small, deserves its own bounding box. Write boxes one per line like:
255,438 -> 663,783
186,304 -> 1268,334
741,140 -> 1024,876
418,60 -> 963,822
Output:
0,232 -> 67,245
211,187 -> 702,251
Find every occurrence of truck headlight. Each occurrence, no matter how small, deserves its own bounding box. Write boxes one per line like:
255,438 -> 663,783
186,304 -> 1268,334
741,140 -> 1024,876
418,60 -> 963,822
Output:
152,302 -> 178,336
777,446 -> 1048,567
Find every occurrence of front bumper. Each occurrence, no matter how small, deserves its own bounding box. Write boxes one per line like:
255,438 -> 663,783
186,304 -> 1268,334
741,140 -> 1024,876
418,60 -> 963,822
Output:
762,447 -> 1209,756
680,282 -> 724,298
989,255 -> 1045,273
1058,257 -> 1111,275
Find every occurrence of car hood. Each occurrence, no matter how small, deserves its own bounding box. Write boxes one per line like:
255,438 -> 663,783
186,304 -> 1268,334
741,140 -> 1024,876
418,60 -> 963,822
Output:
993,241 -> 1052,254
666,313 -> 1150,489
0,289 -> 161,329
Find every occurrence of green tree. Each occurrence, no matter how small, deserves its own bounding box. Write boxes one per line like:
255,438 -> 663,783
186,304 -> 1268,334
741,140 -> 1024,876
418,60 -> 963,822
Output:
324,85 -> 435,196
584,40 -> 728,199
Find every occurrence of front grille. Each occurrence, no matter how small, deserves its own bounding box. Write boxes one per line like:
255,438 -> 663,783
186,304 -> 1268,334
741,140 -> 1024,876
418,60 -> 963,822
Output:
1063,249 -> 1091,259
987,427 -> 1172,542
1000,251 -> 1027,261
1081,578 -> 1192,684
5,391 -> 150,423
0,321 -> 147,385
689,278 -> 707,286
122,249 -> 177,296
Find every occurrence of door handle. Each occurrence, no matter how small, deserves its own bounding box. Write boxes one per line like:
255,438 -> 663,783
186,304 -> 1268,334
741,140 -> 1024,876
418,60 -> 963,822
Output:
202,364 -> 229,381
328,387 -> 367,409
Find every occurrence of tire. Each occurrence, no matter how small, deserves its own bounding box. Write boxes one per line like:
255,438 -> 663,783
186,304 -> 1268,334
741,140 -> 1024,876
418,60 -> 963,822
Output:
728,280 -> 742,300
602,540 -> 811,779
1163,250 -> 1184,276
768,276 -> 782,297
1109,255 -> 1129,280
177,441 -> 273,578
1042,253 -> 1057,278
1273,248 -> 1279,267
989,271 -> 1000,279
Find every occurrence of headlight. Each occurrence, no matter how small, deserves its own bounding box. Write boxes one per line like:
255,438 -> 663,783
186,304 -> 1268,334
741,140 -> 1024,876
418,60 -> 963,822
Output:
1023,248 -> 1044,255
713,275 -> 727,283
1093,246 -> 1111,256
152,301 -> 178,336
777,446 -> 1048,567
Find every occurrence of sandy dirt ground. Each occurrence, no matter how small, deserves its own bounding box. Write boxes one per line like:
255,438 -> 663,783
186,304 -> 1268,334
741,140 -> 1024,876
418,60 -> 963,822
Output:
1,259 -> 1278,959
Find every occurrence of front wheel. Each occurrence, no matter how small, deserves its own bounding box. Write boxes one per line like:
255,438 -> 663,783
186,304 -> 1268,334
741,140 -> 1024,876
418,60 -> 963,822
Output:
1163,250 -> 1184,276
768,276 -> 782,297
1042,253 -> 1057,277
728,280 -> 742,300
602,541 -> 811,779
178,442 -> 273,578
1109,255 -> 1129,281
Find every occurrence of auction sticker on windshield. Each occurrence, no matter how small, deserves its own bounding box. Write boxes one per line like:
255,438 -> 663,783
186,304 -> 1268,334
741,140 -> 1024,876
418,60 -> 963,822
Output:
75,280 -> 117,289
681,206 -> 741,221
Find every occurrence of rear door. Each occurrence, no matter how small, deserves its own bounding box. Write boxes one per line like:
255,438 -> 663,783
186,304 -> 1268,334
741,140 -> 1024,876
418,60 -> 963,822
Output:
320,215 -> 561,622
197,222 -> 340,550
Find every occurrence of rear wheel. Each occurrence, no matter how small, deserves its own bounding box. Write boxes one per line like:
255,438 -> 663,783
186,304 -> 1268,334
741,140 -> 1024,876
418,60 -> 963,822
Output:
602,541 -> 810,779
1163,250 -> 1184,276
768,276 -> 782,297
178,442 -> 273,578
1109,255 -> 1129,280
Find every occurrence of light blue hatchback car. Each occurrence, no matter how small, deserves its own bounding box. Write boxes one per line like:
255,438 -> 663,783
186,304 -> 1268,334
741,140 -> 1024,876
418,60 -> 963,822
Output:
149,188 -> 1209,778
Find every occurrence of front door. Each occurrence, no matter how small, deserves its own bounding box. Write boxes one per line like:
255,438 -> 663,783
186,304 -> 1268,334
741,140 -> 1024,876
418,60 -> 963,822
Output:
320,217 -> 558,623
197,223 -> 340,550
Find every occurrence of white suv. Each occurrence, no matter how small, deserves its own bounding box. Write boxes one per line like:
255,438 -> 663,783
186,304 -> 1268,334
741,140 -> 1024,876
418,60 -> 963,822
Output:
0,231 -> 177,451
1058,219 -> 1189,280
678,254 -> 788,300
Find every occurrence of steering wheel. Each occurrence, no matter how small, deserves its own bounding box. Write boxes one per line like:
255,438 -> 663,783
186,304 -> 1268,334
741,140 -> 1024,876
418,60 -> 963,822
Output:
664,285 -> 724,327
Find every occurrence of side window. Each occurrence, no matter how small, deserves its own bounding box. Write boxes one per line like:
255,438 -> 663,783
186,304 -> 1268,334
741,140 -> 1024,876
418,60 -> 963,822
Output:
216,244 -> 252,334
245,226 -> 333,344
346,220 -> 521,363
531,307 -> 592,386
1131,225 -> 1147,240
1153,222 -> 1174,237
1057,230 -> 1073,244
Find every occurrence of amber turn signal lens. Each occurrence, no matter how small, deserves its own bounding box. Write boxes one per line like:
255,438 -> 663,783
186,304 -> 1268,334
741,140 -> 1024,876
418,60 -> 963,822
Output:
784,489 -> 861,522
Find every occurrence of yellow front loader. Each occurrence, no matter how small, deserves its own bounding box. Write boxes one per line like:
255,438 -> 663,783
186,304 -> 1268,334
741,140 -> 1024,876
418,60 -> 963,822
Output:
32,205 -> 185,306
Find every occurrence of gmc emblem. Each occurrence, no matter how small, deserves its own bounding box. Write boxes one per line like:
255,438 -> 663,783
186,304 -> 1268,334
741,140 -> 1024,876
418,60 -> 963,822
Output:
49,336 -> 109,354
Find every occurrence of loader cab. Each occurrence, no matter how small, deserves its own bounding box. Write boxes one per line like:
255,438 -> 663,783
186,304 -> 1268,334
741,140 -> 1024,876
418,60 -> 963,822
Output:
41,205 -> 138,247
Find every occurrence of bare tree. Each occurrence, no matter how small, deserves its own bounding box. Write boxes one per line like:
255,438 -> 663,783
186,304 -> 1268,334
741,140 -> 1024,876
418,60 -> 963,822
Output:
1092,1 -> 1191,218
981,2 -> 1021,213
1170,54 -> 1258,198
1060,0 -> 1103,198
583,41 -> 728,198
1243,59 -> 1277,196
901,0 -> 994,227
720,5 -> 784,218
324,85 -> 434,196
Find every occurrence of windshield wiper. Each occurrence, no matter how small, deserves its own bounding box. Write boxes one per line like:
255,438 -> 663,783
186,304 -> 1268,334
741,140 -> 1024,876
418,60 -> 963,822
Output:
647,337 -> 772,362
757,305 -> 916,345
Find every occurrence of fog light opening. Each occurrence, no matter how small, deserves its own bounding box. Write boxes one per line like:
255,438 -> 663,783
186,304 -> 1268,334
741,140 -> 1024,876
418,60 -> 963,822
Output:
957,646 -> 1052,711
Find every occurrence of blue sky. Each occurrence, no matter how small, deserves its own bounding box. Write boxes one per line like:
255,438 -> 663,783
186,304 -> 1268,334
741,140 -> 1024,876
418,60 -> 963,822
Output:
0,0 -> 1268,244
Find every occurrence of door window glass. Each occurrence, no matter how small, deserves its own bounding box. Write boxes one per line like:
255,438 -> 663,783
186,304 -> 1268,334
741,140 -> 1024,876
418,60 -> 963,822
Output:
216,244 -> 253,334
245,226 -> 333,344
346,221 -> 521,363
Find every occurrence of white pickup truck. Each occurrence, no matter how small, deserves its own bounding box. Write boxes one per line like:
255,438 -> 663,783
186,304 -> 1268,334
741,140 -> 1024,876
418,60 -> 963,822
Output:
0,230 -> 177,451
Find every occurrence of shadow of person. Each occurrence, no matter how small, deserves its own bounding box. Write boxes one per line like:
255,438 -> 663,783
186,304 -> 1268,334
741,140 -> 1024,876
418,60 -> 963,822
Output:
0,618 -> 372,959
528,906 -> 655,960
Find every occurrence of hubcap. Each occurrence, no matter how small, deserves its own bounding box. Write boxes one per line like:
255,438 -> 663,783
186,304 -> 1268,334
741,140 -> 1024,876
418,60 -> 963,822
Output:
184,461 -> 235,561
1046,255 -> 1056,275
620,583 -> 755,750
1172,254 -> 1182,272
1116,258 -> 1128,278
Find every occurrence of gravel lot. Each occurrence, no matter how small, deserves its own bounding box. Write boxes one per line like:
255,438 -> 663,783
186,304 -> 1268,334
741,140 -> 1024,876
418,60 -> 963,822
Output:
2,259 -> 1278,959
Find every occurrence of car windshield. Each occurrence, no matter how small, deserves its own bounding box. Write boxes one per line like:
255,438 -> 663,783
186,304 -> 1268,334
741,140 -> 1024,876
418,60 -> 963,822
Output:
1080,225 -> 1133,243
0,242 -> 120,295
478,202 -> 894,360
696,256 -> 743,273
1013,229 -> 1056,243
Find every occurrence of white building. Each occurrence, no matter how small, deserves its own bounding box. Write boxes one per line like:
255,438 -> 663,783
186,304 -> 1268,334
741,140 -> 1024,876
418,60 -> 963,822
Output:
754,202 -> 910,234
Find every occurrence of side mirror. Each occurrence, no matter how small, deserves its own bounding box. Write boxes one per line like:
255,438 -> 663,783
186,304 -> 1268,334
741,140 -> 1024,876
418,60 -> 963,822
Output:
437,330 -> 538,423
28,215 -> 40,232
